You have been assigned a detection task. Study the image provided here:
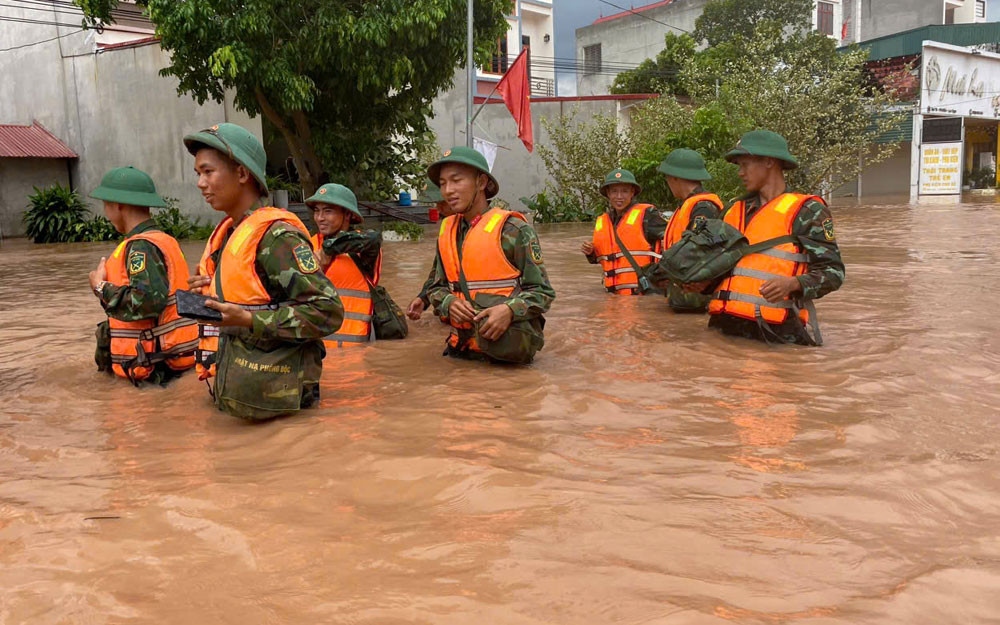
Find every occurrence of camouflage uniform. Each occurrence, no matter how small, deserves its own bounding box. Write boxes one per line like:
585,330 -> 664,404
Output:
96,219 -> 177,384
208,211 -> 344,410
708,193 -> 845,344
584,202 -> 667,265
426,215 -> 555,345
321,228 -> 382,281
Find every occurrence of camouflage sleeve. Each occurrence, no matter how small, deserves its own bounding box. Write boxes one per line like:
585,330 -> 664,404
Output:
793,200 -> 845,300
501,218 -> 556,321
417,263 -> 436,306
425,249 -> 456,317
100,239 -> 170,322
322,229 -> 382,280
249,223 -> 345,340
688,200 -> 722,226
643,207 -> 667,248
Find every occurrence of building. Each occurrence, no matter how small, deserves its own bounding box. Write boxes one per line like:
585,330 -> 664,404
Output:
0,2 -> 260,237
575,0 -> 710,97
477,0 -> 556,98
840,0 -> 988,44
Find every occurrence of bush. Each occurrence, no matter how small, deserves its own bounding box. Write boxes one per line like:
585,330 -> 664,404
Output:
73,216 -> 120,242
23,184 -> 90,243
381,220 -> 424,241
965,167 -> 996,190
520,192 -> 591,223
154,198 -> 215,240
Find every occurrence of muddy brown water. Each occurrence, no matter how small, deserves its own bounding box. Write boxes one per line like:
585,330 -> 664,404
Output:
1,199 -> 999,624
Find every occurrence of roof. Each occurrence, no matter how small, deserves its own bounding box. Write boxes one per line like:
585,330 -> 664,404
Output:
0,122 -> 77,159
593,0 -> 675,25
854,23 -> 1000,62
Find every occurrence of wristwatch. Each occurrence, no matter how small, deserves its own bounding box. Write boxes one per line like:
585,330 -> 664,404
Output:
93,281 -> 107,299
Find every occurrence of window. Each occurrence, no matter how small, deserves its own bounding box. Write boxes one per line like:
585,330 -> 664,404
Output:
583,43 -> 602,76
489,37 -> 508,74
976,0 -> 986,19
817,1 -> 834,36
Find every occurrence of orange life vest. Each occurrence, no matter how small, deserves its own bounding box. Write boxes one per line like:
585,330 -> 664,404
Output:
437,208 -> 523,353
592,203 -> 661,295
709,193 -> 820,325
311,233 -> 380,348
105,231 -> 198,381
663,192 -> 724,248
194,207 -> 310,379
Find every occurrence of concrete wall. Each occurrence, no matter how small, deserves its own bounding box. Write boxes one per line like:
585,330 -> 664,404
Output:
0,159 -> 71,239
833,142 -> 911,198
575,0 -> 709,96
0,4 -> 262,237
860,0 -> 945,40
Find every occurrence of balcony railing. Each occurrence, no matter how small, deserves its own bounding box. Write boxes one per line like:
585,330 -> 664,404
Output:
530,77 -> 554,97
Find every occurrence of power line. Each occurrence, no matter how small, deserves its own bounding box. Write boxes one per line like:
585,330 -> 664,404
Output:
0,24 -> 85,51
596,0 -> 695,35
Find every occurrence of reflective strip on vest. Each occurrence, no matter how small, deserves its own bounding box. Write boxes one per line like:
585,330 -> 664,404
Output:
604,267 -> 637,276
336,287 -> 371,299
464,278 -> 520,290
715,290 -> 795,309
109,317 -> 195,339
343,311 -> 372,322
731,267 -> 784,281
759,248 -> 809,263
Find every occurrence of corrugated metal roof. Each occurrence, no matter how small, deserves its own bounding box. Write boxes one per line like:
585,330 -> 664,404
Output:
0,122 -> 77,159
593,0 -> 675,25
854,23 -> 1000,62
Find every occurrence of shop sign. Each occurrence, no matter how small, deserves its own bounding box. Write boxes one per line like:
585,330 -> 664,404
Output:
919,142 -> 963,195
921,42 -> 1000,120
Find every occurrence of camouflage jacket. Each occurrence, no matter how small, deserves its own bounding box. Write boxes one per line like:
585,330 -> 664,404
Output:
99,220 -> 171,321
208,211 -> 344,341
585,201 -> 667,264
320,228 -> 382,281
426,214 -> 555,321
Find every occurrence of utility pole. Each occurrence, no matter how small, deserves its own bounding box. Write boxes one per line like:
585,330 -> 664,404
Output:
466,0 -> 475,147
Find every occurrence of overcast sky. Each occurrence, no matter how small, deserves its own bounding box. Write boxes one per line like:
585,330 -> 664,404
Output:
552,0 -> 1000,95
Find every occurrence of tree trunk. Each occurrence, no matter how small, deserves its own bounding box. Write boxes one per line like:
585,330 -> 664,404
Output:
254,88 -> 323,198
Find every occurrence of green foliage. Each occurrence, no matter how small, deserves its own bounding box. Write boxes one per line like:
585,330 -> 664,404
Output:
23,184 -> 90,243
519,192 -> 590,224
77,0 -> 513,200
382,221 -> 424,241
536,112 -> 630,221
692,0 -> 813,47
73,216 -> 120,242
611,33 -> 695,96
153,198 -> 215,240
266,176 -> 303,203
965,167 -> 997,189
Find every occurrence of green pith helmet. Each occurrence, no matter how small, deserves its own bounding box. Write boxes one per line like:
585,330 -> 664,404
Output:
600,168 -> 641,197
183,123 -> 269,194
304,183 -> 362,223
724,129 -> 799,170
426,146 -> 499,199
657,149 -> 712,181
89,166 -> 168,208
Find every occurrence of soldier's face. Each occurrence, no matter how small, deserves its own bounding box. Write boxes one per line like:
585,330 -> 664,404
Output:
736,155 -> 773,193
438,164 -> 487,215
312,204 -> 349,236
606,184 -> 635,212
194,148 -> 248,212
101,201 -> 126,234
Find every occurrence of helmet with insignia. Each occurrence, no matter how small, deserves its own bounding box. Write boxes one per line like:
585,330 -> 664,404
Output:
304,184 -> 363,224
600,168 -> 641,197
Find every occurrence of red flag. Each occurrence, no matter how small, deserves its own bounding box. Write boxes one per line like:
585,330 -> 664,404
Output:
841,20 -> 849,40
496,47 -> 533,152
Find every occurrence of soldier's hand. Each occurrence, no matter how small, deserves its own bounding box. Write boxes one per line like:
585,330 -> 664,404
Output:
682,280 -> 713,294
759,276 -> 801,303
204,299 -> 253,328
406,297 -> 426,320
448,298 -> 477,325
88,257 -> 107,290
580,242 -> 595,256
474,304 -> 513,341
188,274 -> 212,294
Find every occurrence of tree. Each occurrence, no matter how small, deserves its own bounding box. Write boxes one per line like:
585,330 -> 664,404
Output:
76,0 -> 513,198
610,33 -> 695,96
692,0 -> 813,48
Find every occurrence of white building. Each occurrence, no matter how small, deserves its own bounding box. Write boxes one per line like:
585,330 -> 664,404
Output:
476,0 -> 556,98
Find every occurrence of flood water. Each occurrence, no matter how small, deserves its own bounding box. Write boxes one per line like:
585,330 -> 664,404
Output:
1,199 -> 1000,624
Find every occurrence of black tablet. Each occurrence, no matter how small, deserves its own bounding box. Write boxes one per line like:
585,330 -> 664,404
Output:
175,289 -> 223,322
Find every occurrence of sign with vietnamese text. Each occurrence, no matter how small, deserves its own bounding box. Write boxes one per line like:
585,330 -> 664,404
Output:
921,42 -> 1000,120
919,142 -> 963,195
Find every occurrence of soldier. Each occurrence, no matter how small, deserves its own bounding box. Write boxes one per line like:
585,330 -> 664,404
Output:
647,149 -> 725,312
700,129 -> 844,345
581,168 -> 667,295
407,180 -> 454,320
305,183 -> 381,347
423,146 -> 555,364
183,122 -> 344,419
88,166 -> 198,385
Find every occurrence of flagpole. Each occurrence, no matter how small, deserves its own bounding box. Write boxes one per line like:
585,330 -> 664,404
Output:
466,0 -> 474,148
469,47 -> 524,126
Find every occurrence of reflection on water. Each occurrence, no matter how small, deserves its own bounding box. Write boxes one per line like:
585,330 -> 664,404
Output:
2,200 -> 1000,623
